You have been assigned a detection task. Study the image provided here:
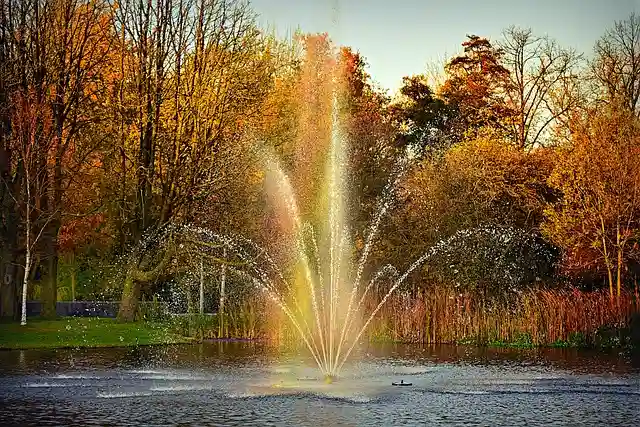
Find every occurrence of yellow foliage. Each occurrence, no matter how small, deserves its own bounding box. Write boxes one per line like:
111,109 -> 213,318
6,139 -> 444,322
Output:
542,107 -> 640,297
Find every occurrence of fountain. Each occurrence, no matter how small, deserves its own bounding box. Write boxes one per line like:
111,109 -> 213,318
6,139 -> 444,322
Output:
204,83 -> 427,382
131,47 -> 553,383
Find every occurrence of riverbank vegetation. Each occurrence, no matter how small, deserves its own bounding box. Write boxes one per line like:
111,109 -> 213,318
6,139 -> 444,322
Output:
1,1 -> 640,351
155,288 -> 639,351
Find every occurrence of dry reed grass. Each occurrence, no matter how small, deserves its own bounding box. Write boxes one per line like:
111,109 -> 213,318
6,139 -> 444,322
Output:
206,286 -> 639,347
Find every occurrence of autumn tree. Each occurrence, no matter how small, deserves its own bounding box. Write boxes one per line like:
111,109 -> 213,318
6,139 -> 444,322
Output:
0,0 -> 113,317
108,0 -> 278,321
388,133 -> 557,290
543,108 -> 640,302
337,46 -> 400,256
440,35 -> 513,141
390,74 -> 456,157
9,92 -> 57,324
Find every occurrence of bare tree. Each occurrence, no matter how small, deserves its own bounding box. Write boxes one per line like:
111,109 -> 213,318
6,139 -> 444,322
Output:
500,26 -> 582,150
423,52 -> 450,93
592,13 -> 640,115
110,0 -> 277,321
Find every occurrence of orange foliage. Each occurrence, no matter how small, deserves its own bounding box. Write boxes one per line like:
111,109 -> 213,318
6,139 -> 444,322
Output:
440,35 -> 514,139
543,108 -> 640,299
58,213 -> 110,254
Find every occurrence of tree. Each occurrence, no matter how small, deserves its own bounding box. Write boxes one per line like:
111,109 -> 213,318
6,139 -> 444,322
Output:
500,26 -> 582,149
421,225 -> 557,294
382,132 -> 556,291
0,0 -> 114,318
592,13 -> 640,115
109,0 -> 277,321
543,108 -> 640,302
389,74 -> 453,157
440,35 -> 513,141
338,46 -> 399,242
7,92 -> 60,324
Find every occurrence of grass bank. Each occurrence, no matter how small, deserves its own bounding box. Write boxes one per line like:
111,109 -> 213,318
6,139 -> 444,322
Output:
0,317 -> 192,350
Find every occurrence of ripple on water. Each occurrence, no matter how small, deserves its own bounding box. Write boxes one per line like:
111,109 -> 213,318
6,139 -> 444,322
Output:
53,374 -> 101,380
23,382 -> 92,388
2,343 -> 639,426
438,390 -> 490,395
321,393 -> 373,403
23,383 -> 67,388
149,384 -> 215,392
226,389 -> 374,404
96,391 -> 154,398
422,387 -> 640,397
137,374 -> 210,381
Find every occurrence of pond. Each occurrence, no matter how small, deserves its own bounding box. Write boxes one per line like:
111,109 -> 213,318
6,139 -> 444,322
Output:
0,343 -> 638,426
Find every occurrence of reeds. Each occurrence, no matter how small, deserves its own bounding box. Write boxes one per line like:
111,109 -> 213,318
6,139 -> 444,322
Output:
184,286 -> 639,347
366,286 -> 639,346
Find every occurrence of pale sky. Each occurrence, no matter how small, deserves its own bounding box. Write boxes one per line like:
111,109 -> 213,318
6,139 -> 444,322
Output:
250,0 -> 639,95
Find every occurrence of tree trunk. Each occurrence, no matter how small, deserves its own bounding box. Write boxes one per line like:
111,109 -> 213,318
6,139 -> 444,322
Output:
0,144 -> 19,318
199,257 -> 204,314
186,283 -> 193,314
41,145 -> 61,319
40,240 -> 58,319
21,189 -> 31,325
617,247 -> 623,304
117,273 -> 140,322
218,248 -> 227,337
118,249 -> 173,322
20,246 -> 30,325
71,264 -> 76,302
600,216 -> 614,302
0,256 -> 18,319
615,221 -> 624,305
607,269 -> 614,303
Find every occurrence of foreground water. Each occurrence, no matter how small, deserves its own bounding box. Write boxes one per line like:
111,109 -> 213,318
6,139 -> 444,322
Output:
0,342 -> 638,426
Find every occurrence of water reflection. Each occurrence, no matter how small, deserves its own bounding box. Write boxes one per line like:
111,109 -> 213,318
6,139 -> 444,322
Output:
0,342 -> 638,377
0,343 -> 638,426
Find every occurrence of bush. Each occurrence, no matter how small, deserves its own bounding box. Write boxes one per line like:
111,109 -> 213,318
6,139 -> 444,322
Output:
424,225 -> 558,294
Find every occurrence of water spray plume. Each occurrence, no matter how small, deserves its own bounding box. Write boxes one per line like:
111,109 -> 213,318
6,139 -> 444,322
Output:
174,54 -> 433,380
235,91 -> 425,380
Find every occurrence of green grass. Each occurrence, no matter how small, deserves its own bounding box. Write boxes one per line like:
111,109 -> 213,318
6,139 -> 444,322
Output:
0,317 -> 192,350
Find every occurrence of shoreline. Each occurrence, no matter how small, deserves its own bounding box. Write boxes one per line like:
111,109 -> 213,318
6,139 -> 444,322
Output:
1,317 -> 636,352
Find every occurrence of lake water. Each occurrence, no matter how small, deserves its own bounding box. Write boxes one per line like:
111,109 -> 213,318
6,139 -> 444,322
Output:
0,342 -> 638,426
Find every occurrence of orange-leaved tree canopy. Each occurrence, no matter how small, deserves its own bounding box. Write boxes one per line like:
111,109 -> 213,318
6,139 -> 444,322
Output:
543,107 -> 640,301
440,35 -> 514,142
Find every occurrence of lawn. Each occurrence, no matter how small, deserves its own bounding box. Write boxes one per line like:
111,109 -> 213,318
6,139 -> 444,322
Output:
0,317 -> 192,349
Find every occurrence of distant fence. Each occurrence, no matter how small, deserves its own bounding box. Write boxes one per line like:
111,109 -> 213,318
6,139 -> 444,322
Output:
26,301 -> 172,318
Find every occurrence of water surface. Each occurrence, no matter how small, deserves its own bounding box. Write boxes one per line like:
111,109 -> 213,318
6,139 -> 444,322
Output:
0,343 -> 638,426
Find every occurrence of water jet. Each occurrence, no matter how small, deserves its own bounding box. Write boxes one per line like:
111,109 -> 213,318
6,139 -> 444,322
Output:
196,53 -> 442,381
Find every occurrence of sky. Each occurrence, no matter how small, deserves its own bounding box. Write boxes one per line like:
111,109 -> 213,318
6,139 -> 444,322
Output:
250,0 -> 639,95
